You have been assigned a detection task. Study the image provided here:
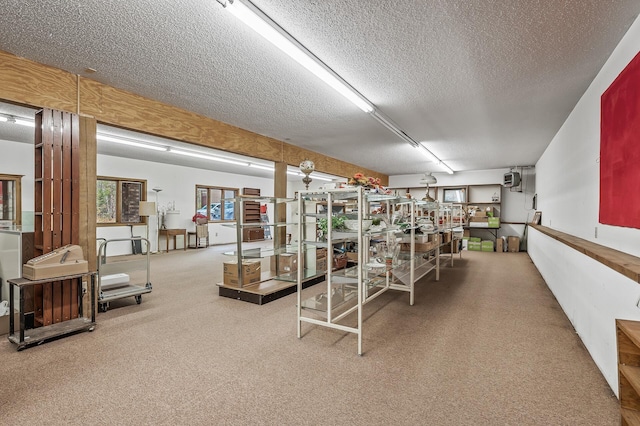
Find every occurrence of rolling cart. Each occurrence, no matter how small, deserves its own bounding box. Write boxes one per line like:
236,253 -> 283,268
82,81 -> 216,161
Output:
97,237 -> 152,312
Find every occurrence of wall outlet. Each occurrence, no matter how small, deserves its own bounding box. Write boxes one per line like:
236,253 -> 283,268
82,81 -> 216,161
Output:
595,226 -> 598,238
215,232 -> 218,237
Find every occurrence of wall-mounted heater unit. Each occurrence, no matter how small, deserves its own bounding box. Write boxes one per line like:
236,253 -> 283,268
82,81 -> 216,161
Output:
504,171 -> 521,188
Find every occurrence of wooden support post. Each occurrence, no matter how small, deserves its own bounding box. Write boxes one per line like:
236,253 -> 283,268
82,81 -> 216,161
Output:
32,109 -> 95,326
274,162 -> 287,250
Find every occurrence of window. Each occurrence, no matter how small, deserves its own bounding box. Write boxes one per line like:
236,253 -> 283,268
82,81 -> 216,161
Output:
196,185 -> 237,222
0,174 -> 22,226
97,177 -> 147,225
443,188 -> 466,203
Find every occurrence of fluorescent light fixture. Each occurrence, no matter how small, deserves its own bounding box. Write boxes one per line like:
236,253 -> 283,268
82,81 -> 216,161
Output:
15,119 -> 34,127
370,109 -> 418,147
248,163 -> 275,171
97,133 -> 168,152
218,0 -> 454,175
0,114 -> 35,127
440,163 -> 454,175
417,143 -> 438,163
220,0 -> 373,113
310,175 -> 333,182
171,148 -> 250,166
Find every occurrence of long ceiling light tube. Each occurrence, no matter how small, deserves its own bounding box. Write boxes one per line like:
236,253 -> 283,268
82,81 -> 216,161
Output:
0,113 -> 35,127
97,133 -> 169,152
219,0 -> 373,113
170,148 -> 250,166
218,0 -> 455,174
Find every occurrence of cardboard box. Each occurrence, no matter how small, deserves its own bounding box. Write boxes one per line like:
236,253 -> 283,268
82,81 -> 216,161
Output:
469,237 -> 481,242
270,253 -> 301,274
400,242 -> 438,253
346,252 -> 358,262
223,260 -> 261,286
469,216 -> 488,222
508,236 -> 520,252
443,231 -> 452,243
496,238 -> 504,253
315,248 -> 328,259
441,241 -> 460,253
0,313 -> 20,336
481,240 -> 494,252
488,217 -> 500,228
468,241 -> 481,251
316,257 -> 327,272
463,229 -> 470,237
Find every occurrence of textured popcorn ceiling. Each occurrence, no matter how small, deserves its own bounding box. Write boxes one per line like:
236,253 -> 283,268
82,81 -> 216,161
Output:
0,0 -> 639,177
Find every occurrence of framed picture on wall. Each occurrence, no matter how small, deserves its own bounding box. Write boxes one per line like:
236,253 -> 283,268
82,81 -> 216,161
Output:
443,188 -> 466,203
531,211 -> 542,225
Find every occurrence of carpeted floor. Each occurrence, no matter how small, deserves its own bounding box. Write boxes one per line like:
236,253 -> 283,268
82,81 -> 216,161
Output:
0,245 -> 618,425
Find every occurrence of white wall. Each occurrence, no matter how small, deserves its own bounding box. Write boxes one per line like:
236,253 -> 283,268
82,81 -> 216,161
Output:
97,155 -> 275,255
0,138 -> 284,256
531,15 -> 640,394
0,139 -> 34,226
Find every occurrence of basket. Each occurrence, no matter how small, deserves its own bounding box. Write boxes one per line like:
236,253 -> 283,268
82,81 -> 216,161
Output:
332,253 -> 348,270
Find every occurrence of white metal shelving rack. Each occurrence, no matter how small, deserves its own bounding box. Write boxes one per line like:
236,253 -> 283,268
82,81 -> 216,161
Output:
296,187 -> 444,355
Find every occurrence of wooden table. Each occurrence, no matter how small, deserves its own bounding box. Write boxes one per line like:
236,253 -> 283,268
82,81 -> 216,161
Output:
159,228 -> 187,252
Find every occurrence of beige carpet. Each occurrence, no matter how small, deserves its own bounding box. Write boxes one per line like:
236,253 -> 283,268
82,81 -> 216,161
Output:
0,245 -> 618,425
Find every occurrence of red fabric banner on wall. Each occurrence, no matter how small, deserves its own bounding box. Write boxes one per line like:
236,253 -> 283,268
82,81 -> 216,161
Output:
600,51 -> 640,228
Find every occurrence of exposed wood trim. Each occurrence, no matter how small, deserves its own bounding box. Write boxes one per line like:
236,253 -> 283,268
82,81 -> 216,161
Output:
530,224 -> 640,283
79,116 -> 97,273
0,50 -> 77,112
0,49 -> 388,184
274,162 -> 287,247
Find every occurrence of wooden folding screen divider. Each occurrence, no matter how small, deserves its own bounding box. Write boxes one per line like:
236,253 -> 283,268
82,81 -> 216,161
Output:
31,108 -> 81,327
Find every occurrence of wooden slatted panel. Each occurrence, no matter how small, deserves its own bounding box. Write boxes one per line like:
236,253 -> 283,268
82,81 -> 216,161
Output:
61,112 -> 76,320
70,277 -> 79,319
62,111 -> 72,244
33,108 -> 84,327
41,109 -> 54,254
41,282 -> 52,326
52,280 -> 62,324
61,279 -> 71,321
52,111 -> 63,249
34,112 -> 43,257
70,113 -> 80,245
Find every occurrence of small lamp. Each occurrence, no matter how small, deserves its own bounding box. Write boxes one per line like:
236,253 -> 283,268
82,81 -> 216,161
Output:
299,159 -> 315,189
152,187 -> 163,252
139,201 -> 156,252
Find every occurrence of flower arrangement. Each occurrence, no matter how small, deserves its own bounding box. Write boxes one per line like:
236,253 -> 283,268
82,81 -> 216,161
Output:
348,173 -> 381,188
192,212 -> 207,224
